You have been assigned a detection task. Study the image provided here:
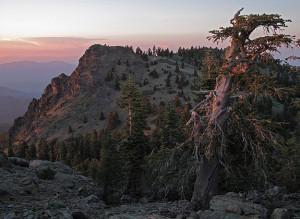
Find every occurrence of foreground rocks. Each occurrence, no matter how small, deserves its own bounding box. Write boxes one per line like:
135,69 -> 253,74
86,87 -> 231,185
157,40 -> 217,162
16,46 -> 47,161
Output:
0,159 -> 103,218
198,194 -> 268,219
0,159 -> 190,218
1,158 -> 299,218
197,191 -> 300,219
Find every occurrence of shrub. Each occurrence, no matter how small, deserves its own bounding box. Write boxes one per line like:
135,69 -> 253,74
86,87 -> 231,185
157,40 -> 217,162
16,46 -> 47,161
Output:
168,89 -> 176,94
36,166 -> 56,180
149,69 -> 159,78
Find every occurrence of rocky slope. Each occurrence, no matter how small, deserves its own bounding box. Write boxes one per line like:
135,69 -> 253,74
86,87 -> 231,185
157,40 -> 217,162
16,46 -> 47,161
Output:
9,44 -> 195,145
0,154 -> 190,219
1,153 -> 299,219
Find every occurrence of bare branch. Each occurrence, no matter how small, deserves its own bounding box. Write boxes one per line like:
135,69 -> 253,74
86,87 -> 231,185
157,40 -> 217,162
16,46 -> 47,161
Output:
193,90 -> 215,94
231,7 -> 244,24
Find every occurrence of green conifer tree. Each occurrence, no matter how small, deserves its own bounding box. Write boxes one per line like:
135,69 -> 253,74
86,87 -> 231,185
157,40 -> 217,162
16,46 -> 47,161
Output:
82,113 -> 87,123
68,124 -> 73,134
37,137 -> 49,160
98,129 -> 125,203
15,141 -> 27,158
106,111 -> 120,130
115,75 -> 120,90
193,50 -> 219,101
175,94 -> 182,109
175,75 -> 179,84
121,73 -> 127,81
175,64 -> 180,73
161,101 -> 184,149
117,77 -> 148,196
99,111 -> 105,120
26,143 -> 37,160
8,146 -> 14,157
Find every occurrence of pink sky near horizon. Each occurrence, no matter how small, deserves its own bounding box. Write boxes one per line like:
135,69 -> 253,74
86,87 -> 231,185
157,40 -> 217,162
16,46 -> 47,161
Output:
1,35 -> 299,66
0,34 -> 221,64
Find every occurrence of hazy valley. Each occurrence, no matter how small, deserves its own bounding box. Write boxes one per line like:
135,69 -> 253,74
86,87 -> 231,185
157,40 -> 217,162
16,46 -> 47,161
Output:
0,61 -> 76,132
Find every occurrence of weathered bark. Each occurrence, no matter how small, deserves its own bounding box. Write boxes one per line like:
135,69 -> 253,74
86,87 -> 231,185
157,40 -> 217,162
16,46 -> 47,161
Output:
189,75 -> 234,210
189,154 -> 219,210
210,75 -> 234,126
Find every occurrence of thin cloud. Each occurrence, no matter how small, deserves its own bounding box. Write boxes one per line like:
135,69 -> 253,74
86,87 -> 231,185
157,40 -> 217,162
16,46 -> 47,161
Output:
0,37 -> 108,64
0,38 -> 40,46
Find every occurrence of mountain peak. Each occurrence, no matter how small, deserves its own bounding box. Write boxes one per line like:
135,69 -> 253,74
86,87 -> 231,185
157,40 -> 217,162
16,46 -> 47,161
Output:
9,45 -> 142,144
9,44 -> 194,145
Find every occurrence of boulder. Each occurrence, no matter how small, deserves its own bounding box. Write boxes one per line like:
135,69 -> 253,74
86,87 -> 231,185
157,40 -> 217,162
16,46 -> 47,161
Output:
8,157 -> 29,167
226,205 -> 243,215
29,160 -> 51,168
208,194 -> 268,219
121,195 -> 132,203
58,211 -> 73,219
267,186 -> 287,197
84,195 -> 99,203
271,208 -> 290,219
49,201 -> 66,209
78,186 -> 91,197
21,177 -> 34,186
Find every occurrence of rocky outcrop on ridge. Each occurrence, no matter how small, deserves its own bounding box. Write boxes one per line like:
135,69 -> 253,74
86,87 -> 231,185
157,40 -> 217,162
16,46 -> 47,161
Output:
8,44 -> 196,146
9,45 -> 140,145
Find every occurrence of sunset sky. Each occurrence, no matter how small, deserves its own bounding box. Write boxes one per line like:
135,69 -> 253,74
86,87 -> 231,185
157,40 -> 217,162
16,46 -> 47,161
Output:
0,0 -> 299,64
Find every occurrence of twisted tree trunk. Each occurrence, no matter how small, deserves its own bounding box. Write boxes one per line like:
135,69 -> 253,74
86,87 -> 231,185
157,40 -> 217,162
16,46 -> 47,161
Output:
190,154 -> 219,209
189,75 -> 234,210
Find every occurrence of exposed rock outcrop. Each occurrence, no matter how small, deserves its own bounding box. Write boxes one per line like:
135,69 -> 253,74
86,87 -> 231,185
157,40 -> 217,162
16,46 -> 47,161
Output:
9,45 -> 138,144
8,157 -> 29,167
9,44 -> 195,146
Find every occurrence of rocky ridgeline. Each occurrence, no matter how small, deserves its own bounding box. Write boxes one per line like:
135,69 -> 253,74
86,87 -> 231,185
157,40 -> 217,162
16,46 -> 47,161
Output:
1,152 -> 299,219
8,44 -> 197,147
9,45 -> 140,145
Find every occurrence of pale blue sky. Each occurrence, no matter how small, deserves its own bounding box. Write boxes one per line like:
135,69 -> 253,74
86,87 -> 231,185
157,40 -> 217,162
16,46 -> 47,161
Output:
1,0 -> 299,38
0,0 -> 299,64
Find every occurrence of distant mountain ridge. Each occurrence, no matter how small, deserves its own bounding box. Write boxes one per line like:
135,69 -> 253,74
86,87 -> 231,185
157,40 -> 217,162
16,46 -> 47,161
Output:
0,60 -> 76,93
0,60 -> 75,132
0,85 -> 39,98
0,86 -> 34,132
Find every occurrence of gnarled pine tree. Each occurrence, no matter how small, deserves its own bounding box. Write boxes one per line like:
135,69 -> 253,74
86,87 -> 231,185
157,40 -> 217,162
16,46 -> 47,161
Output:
187,9 -> 294,209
